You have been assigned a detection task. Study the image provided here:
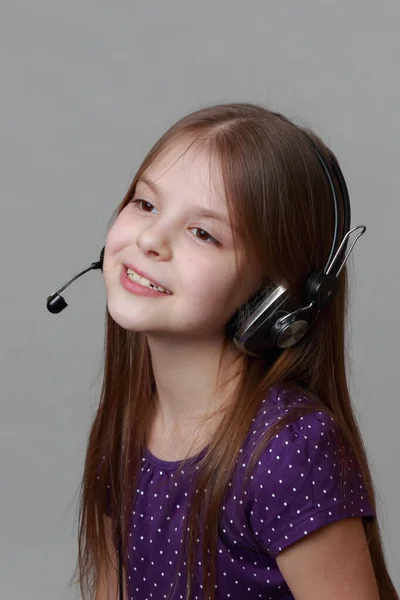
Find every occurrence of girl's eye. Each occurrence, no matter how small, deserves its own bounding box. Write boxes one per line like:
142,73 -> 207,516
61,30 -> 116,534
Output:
191,228 -> 221,247
131,199 -> 221,247
132,199 -> 157,213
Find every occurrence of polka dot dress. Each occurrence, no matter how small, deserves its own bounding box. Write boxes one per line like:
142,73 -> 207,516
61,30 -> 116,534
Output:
106,386 -> 374,599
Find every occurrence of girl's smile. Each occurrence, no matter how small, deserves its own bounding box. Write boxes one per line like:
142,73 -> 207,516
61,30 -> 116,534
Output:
120,265 -> 172,297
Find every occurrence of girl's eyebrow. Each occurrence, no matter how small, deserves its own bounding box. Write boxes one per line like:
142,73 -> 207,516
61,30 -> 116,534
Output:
137,176 -> 231,227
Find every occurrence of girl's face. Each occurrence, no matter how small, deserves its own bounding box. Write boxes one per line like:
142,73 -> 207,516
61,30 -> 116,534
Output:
103,140 -> 262,340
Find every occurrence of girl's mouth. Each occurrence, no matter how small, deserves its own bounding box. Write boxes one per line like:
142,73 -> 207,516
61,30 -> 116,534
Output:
126,267 -> 172,294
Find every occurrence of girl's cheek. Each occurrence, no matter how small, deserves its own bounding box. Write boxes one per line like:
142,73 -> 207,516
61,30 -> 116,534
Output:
105,216 -> 133,254
104,228 -> 118,254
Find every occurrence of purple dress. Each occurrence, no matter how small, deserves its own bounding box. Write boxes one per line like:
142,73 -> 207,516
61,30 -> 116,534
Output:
106,386 -> 374,599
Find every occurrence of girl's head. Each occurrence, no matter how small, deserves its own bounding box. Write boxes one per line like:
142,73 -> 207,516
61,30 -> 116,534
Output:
103,103 -> 342,352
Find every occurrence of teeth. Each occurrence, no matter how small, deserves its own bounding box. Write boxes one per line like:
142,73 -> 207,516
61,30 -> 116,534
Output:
126,268 -> 171,294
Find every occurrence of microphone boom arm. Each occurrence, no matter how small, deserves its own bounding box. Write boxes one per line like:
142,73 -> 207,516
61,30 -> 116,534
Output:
46,249 -> 104,314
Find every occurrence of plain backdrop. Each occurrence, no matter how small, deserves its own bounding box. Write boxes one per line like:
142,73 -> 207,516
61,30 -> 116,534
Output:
0,1 -> 399,598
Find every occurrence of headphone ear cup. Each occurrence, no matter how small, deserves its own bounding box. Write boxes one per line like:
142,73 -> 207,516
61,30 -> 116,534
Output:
229,281 -> 319,353
230,284 -> 303,354
226,286 -> 270,340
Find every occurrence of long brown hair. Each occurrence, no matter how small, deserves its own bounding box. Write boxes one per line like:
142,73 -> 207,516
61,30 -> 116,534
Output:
72,103 -> 398,599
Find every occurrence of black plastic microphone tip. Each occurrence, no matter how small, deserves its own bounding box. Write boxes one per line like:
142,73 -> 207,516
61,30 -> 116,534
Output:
47,293 -> 68,314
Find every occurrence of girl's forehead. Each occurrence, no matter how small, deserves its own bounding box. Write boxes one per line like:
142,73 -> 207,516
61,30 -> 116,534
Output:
142,139 -> 225,199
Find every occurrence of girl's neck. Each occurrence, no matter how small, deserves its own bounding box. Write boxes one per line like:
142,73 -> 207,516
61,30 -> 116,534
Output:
147,334 -> 243,432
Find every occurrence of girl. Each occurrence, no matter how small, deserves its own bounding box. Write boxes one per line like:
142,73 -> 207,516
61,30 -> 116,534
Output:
73,103 -> 398,599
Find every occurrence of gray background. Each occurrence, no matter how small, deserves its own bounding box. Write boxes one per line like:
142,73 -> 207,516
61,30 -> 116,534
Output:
0,1 -> 398,598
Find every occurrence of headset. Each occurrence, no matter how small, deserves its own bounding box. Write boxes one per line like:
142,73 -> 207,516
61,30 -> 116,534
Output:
46,141 -> 366,599
228,147 -> 366,355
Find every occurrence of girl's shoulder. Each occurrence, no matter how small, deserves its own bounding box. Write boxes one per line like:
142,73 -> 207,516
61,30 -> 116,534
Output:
245,384 -> 355,497
235,385 -> 374,557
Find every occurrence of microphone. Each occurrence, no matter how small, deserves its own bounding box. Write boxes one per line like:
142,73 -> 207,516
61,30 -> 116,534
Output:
46,247 -> 105,314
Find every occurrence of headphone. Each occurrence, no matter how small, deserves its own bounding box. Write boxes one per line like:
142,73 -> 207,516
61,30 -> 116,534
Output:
46,141 -> 366,599
228,147 -> 366,355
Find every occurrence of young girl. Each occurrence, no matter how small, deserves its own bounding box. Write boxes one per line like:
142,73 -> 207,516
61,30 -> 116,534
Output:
73,103 -> 398,599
